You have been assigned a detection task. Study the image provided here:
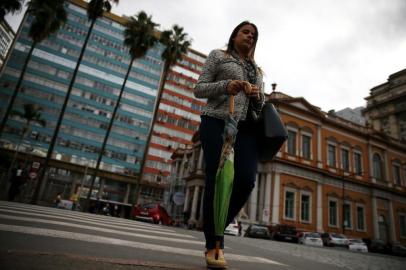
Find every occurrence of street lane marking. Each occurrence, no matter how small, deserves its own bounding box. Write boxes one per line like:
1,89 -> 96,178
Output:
0,213 -> 203,245
3,249 -> 203,270
0,202 -> 170,231
0,224 -> 286,265
0,207 -> 193,238
0,203 -> 179,232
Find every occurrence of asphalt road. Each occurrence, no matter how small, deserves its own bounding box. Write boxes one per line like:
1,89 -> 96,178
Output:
0,201 -> 404,270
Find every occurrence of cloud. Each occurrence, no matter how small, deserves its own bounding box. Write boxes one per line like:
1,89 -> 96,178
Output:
6,0 -> 405,112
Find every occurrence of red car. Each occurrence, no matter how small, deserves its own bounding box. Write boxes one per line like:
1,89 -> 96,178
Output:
132,203 -> 173,225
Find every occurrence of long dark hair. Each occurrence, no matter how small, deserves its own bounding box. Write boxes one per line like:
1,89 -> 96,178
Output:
226,21 -> 259,60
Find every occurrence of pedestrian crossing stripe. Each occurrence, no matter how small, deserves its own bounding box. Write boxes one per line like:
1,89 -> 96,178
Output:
0,213 -> 204,245
0,206 -> 193,239
0,223 -> 286,265
0,202 -> 171,232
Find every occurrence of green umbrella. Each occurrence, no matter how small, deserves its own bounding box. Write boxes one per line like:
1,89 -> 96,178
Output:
214,96 -> 238,257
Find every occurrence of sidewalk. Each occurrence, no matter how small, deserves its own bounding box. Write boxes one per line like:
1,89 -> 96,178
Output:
0,249 -> 210,270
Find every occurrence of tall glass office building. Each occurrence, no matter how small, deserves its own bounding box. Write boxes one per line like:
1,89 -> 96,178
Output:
0,0 -> 164,210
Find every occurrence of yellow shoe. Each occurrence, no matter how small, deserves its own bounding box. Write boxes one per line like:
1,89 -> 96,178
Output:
205,249 -> 228,269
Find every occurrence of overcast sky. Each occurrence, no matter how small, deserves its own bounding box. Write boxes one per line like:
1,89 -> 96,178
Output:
5,0 -> 406,112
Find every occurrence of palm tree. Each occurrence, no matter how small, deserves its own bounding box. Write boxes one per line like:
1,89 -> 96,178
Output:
0,0 -> 67,137
31,0 -> 118,204
136,25 -> 191,204
0,0 -> 24,21
6,103 -> 46,182
84,11 -> 159,211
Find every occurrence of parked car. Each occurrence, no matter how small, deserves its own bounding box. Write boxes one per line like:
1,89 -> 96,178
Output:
321,233 -> 348,247
225,219 -> 239,236
367,239 -> 392,254
244,224 -> 271,239
347,239 -> 368,252
298,232 -> 323,247
391,242 -> 406,257
132,203 -> 172,225
269,224 -> 298,243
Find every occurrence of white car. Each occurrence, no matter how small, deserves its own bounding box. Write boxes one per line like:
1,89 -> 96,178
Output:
298,232 -> 323,247
224,219 -> 239,236
321,233 -> 349,247
348,239 -> 368,252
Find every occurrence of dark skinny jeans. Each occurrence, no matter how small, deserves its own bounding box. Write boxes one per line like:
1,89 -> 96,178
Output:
199,115 -> 258,249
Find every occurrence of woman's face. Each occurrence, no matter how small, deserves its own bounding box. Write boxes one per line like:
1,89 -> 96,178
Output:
233,24 -> 256,52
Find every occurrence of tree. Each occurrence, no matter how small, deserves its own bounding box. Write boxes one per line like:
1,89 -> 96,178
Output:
136,25 -> 191,204
6,103 -> 46,182
0,0 -> 24,21
31,0 -> 118,204
0,0 -> 67,137
84,11 -> 159,211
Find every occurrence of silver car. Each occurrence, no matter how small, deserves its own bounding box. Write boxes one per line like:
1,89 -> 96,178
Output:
298,232 -> 323,247
224,219 -> 239,236
348,239 -> 368,252
321,233 -> 349,247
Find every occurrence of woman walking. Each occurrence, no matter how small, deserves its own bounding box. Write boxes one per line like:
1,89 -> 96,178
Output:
194,21 -> 265,268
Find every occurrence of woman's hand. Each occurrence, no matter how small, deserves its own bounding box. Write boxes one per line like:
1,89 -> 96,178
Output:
226,80 -> 243,95
227,80 -> 260,100
241,81 -> 260,100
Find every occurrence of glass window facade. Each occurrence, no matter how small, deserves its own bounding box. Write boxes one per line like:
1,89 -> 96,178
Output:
0,2 -> 164,178
393,163 -> 401,185
373,153 -> 383,181
341,148 -> 349,172
329,200 -> 337,226
301,194 -> 310,222
287,130 -> 296,155
302,134 -> 311,159
343,203 -> 351,228
354,152 -> 362,175
328,144 -> 336,167
285,191 -> 295,219
356,206 -> 365,231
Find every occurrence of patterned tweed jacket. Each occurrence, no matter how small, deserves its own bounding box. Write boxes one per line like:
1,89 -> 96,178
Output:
194,49 -> 265,121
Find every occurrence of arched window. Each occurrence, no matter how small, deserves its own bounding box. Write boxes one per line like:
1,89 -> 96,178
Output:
373,153 -> 383,181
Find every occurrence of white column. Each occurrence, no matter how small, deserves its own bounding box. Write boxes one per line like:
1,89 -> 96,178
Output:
190,149 -> 196,172
272,172 -> 281,224
388,114 -> 399,140
317,182 -> 323,232
249,175 -> 258,221
388,200 -> 396,242
371,196 -> 379,240
183,187 -> 190,212
190,185 -> 200,222
197,148 -> 204,172
317,125 -> 323,168
263,173 -> 272,223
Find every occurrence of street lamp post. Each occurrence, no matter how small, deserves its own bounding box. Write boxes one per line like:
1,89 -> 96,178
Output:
342,175 -> 345,234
